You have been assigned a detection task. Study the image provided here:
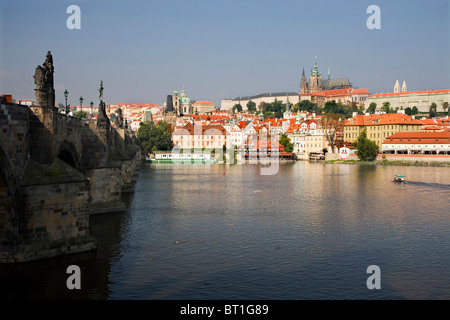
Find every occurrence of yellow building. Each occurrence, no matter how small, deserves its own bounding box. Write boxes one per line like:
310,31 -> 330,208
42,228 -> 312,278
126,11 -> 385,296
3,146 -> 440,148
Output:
344,113 -> 423,149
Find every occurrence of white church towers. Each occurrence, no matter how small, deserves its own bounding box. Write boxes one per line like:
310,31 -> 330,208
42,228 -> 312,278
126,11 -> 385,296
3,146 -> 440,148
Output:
402,80 -> 407,92
394,80 -> 407,93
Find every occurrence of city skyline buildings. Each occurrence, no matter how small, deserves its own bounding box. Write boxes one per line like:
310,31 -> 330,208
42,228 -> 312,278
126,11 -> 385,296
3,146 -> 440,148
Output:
0,0 -> 449,108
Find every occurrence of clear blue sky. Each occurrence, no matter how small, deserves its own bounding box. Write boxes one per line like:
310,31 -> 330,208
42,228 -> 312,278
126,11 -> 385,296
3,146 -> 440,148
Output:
1,0 -> 449,108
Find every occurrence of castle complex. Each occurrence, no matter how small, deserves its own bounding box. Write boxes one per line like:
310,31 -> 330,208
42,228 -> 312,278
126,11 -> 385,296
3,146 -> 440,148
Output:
300,56 -> 352,95
221,57 -> 355,110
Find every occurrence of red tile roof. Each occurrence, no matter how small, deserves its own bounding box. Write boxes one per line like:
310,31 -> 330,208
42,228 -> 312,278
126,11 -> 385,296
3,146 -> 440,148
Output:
286,123 -> 303,133
249,140 -> 284,151
172,123 -> 228,136
192,101 -> 215,106
383,129 -> 450,145
344,113 -> 423,126
418,119 -> 437,125
436,119 -> 450,127
351,88 -> 370,95
423,125 -> 443,131
371,89 -> 450,98
310,88 -> 369,97
114,103 -> 160,108
191,114 -> 231,121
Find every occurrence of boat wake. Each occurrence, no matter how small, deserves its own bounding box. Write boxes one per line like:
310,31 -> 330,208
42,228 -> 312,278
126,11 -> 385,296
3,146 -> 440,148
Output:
402,181 -> 450,190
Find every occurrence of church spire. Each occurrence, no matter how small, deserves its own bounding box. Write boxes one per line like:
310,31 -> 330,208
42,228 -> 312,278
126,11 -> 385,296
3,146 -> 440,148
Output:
312,56 -> 320,76
394,80 -> 400,93
300,67 -> 308,95
286,94 -> 291,112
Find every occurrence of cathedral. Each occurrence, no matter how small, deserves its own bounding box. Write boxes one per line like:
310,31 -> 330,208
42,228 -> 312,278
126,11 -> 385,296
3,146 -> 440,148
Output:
172,85 -> 193,116
300,57 -> 352,95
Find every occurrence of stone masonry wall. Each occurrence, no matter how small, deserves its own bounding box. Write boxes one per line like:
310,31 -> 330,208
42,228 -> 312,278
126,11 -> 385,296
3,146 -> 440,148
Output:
0,103 -> 29,181
85,167 -> 122,205
19,179 -> 91,244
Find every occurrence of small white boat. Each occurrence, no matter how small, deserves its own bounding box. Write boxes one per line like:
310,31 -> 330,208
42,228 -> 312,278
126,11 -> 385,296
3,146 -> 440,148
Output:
393,174 -> 406,183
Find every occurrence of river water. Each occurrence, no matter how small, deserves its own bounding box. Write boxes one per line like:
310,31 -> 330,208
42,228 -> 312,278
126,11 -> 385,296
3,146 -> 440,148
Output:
1,162 -> 449,300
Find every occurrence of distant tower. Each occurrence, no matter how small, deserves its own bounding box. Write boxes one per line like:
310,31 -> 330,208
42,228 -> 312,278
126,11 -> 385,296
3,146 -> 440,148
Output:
173,86 -> 180,115
402,80 -> 407,92
179,85 -> 192,115
165,95 -> 174,112
394,80 -> 401,93
284,94 -> 292,119
327,67 -> 331,81
300,68 -> 309,95
286,94 -> 291,112
164,94 -> 177,125
309,56 -> 322,93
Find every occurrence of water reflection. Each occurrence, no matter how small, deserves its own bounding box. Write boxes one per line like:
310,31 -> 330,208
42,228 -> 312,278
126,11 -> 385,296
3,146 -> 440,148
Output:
0,162 -> 449,300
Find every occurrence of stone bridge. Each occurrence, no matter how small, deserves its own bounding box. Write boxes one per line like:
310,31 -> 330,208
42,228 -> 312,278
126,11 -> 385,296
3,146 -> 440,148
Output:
0,53 -> 142,263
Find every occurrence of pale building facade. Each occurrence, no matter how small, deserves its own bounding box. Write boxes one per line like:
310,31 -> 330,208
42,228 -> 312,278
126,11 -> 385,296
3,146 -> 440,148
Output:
365,82 -> 450,113
172,123 -> 230,150
192,101 -> 215,114
286,120 -> 330,158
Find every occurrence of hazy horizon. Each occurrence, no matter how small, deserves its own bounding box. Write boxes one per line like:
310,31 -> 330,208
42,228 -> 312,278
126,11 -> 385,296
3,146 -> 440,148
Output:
1,0 -> 449,108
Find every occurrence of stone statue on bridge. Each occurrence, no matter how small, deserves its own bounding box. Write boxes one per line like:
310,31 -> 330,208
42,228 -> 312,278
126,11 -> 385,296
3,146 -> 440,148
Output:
33,51 -> 55,107
96,80 -> 110,129
99,80 -> 104,103
115,108 -> 124,128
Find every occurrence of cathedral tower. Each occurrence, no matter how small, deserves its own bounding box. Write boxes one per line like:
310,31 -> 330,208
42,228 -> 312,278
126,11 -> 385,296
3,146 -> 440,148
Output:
308,56 -> 322,93
300,68 -> 308,95
173,86 -> 180,115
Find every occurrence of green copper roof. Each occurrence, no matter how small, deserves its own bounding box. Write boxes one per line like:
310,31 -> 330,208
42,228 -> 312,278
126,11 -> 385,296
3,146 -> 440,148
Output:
180,96 -> 191,103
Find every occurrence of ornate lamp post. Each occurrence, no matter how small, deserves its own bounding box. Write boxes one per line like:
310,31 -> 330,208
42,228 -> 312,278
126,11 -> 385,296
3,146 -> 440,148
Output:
64,89 -> 69,114
90,101 -> 94,118
79,96 -> 83,113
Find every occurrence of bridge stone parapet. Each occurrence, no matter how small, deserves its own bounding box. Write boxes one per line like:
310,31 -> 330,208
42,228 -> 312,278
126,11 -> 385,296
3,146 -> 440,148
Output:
0,52 -> 142,263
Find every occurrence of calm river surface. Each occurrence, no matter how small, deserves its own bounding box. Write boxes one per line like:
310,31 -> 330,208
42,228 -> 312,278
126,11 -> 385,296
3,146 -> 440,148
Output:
1,162 -> 449,300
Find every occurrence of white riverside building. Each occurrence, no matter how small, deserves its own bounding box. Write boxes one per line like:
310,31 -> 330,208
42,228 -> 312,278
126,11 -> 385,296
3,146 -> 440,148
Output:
364,81 -> 450,113
221,92 -> 300,111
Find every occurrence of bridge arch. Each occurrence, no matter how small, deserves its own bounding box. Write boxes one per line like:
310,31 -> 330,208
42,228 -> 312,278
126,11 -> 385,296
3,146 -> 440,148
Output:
0,146 -> 18,246
57,140 -> 80,170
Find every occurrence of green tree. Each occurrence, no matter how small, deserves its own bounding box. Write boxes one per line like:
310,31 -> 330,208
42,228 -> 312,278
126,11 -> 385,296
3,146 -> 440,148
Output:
297,100 -> 314,112
323,100 -> 348,115
232,104 -> 243,114
404,107 -> 412,116
366,102 -> 377,114
411,106 -> 419,115
429,103 -> 437,118
353,129 -> 379,161
137,121 -> 173,152
247,100 -> 256,113
74,110 -> 88,119
279,133 -> 294,153
442,102 -> 449,114
382,102 -> 392,113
